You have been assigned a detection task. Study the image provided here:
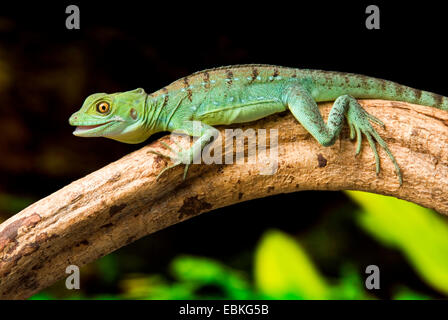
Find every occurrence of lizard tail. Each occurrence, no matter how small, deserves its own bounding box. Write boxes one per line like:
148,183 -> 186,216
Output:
360,78 -> 448,111
312,71 -> 448,111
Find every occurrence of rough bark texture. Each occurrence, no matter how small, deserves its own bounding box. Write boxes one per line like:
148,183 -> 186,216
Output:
1,99 -> 448,299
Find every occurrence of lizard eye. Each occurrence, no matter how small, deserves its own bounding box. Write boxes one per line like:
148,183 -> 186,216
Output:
96,102 -> 110,114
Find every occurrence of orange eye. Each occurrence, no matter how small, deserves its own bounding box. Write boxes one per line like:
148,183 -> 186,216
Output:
96,102 -> 110,113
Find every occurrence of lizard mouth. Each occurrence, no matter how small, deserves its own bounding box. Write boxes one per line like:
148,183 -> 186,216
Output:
73,121 -> 114,136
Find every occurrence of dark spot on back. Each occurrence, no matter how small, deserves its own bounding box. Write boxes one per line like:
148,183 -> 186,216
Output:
272,68 -> 279,80
394,83 -> 404,96
433,93 -> 443,106
250,67 -> 259,84
183,76 -> 193,102
226,70 -> 233,87
412,88 -> 422,100
203,71 -> 210,89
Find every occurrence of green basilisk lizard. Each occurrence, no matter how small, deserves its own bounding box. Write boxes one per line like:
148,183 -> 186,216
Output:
69,65 -> 448,184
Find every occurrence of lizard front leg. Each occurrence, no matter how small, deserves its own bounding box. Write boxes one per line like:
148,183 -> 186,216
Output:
149,120 -> 220,180
282,84 -> 402,184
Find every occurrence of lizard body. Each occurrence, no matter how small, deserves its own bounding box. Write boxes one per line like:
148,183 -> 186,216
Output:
69,64 -> 448,184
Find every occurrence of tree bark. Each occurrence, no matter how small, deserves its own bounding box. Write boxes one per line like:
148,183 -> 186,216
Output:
1,99 -> 448,299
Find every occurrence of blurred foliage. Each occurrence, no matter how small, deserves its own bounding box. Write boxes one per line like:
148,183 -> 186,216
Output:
30,190 -> 448,300
393,287 -> 430,300
346,191 -> 448,296
121,256 -> 254,300
255,230 -> 377,300
254,230 -> 329,299
0,192 -> 35,222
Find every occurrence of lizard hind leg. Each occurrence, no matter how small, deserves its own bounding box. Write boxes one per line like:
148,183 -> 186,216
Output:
283,84 -> 402,184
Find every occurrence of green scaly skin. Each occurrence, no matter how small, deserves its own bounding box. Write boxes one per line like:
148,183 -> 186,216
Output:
69,64 -> 448,184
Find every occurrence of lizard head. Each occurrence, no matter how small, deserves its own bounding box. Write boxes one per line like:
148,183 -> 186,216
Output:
69,88 -> 152,144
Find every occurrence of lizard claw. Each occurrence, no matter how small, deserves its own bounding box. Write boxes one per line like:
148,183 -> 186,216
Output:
155,161 -> 182,180
366,113 -> 386,128
149,141 -> 193,180
347,102 -> 402,185
148,149 -> 172,159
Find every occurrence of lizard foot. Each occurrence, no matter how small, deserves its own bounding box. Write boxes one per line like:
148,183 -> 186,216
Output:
148,141 -> 192,180
346,101 -> 402,185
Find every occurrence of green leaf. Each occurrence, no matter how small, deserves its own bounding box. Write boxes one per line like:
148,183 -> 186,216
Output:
171,255 -> 254,299
329,265 -> 370,300
28,292 -> 54,300
254,229 -> 329,299
393,287 -> 430,300
346,191 -> 448,296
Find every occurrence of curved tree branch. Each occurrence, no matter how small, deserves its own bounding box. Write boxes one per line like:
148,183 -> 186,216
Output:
1,99 -> 448,299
